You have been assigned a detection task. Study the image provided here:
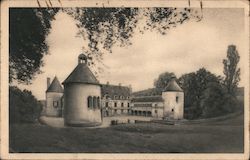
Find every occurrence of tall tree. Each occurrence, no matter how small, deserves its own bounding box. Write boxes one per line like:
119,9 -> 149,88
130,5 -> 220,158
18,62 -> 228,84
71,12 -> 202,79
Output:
10,8 -> 201,84
223,45 -> 240,95
178,68 -> 220,119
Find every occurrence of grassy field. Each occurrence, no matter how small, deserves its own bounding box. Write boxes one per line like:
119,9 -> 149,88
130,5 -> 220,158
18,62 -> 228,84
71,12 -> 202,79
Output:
9,113 -> 244,153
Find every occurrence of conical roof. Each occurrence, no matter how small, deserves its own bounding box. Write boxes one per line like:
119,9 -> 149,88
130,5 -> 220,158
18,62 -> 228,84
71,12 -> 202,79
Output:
62,63 -> 99,85
46,76 -> 64,93
164,79 -> 183,92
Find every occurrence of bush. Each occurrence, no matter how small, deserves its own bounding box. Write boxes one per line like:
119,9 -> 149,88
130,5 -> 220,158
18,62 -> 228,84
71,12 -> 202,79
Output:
9,86 -> 42,123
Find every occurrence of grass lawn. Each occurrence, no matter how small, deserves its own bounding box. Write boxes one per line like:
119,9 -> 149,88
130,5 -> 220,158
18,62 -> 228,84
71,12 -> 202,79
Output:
9,113 -> 244,153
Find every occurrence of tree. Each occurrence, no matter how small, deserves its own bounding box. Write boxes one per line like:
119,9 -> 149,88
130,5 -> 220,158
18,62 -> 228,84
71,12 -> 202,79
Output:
10,8 -> 201,84
223,45 -> 240,95
154,72 -> 176,91
178,68 -> 220,119
200,82 -> 238,118
9,86 -> 42,123
9,8 -> 58,84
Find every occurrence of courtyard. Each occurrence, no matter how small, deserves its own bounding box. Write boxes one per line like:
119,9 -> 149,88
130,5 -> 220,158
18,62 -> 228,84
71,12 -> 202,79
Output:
9,112 -> 244,153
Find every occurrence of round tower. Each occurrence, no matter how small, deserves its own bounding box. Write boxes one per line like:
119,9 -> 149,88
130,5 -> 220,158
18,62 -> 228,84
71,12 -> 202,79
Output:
162,76 -> 184,120
46,76 -> 64,117
62,54 -> 102,127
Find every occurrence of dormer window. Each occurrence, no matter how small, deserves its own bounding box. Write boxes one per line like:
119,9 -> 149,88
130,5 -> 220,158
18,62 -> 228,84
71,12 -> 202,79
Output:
176,96 -> 179,103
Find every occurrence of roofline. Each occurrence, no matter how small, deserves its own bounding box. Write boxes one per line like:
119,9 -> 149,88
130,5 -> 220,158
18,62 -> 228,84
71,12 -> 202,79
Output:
164,90 -> 183,92
62,81 -> 100,86
46,90 -> 64,93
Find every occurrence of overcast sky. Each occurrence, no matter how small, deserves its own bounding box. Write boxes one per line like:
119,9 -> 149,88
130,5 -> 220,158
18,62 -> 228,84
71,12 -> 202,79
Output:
16,8 -> 246,100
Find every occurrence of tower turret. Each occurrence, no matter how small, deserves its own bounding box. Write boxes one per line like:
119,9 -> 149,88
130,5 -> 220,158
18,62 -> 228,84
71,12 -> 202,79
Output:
62,53 -> 102,127
162,77 -> 184,120
45,76 -> 64,117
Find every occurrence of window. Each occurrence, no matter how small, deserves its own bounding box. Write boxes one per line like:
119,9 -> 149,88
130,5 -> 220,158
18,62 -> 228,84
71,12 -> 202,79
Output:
114,95 -> 118,99
120,96 -> 124,99
114,102 -> 117,107
155,103 -> 158,107
93,97 -> 97,108
53,101 -> 58,108
121,102 -> 124,107
88,96 -> 93,108
176,96 -> 179,103
155,110 -> 157,114
127,103 -> 130,108
172,108 -> 174,112
121,109 -> 124,114
105,102 -> 108,107
114,109 -> 117,113
97,97 -> 100,108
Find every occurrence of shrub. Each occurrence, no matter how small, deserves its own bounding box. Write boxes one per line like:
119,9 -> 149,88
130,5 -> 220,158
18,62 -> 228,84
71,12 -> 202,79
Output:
9,86 -> 42,123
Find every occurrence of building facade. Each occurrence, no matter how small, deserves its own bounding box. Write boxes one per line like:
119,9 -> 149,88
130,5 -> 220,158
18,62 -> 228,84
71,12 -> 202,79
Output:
101,83 -> 131,117
44,54 -> 184,125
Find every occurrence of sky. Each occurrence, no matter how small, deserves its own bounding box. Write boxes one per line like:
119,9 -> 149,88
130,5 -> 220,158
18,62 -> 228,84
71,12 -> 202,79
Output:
16,8 -> 247,100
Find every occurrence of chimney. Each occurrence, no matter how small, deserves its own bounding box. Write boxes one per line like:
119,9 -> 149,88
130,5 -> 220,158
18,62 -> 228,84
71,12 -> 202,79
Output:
47,77 -> 51,89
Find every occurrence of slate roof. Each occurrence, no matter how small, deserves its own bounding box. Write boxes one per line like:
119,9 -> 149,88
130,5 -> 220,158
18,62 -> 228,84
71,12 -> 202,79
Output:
164,79 -> 183,92
131,96 -> 164,103
46,76 -> 64,93
62,63 -> 99,85
100,84 -> 131,99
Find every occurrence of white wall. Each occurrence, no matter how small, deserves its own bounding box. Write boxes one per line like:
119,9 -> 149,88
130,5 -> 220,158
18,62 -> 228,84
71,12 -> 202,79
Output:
64,83 -> 102,125
162,92 -> 184,119
46,92 -> 63,117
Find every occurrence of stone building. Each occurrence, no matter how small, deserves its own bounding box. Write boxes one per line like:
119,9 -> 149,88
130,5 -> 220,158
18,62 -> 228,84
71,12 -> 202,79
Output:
130,78 -> 184,120
45,76 -> 64,117
101,83 -> 131,117
131,96 -> 164,118
62,54 -> 102,127
44,53 -> 184,126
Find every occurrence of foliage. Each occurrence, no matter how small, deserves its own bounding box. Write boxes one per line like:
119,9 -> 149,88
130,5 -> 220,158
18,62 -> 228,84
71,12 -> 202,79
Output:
154,72 -> 176,91
178,68 -> 220,119
223,45 -> 240,95
9,8 -> 58,84
9,86 -> 42,123
200,82 -> 238,118
10,8 -> 201,84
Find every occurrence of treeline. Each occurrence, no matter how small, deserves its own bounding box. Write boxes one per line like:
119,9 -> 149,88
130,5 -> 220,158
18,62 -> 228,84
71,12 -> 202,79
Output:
154,45 -> 242,119
9,86 -> 42,123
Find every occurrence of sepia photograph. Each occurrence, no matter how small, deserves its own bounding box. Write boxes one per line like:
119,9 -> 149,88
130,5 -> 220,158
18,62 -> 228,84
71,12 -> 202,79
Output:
1,0 -> 249,159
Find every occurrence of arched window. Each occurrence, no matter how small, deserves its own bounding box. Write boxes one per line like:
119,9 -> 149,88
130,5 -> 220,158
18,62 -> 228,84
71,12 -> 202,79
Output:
97,97 -> 100,108
93,97 -> 97,108
88,96 -> 93,109
121,102 -> 124,107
